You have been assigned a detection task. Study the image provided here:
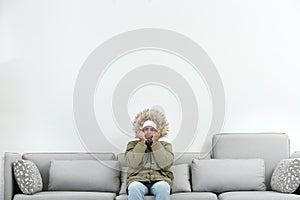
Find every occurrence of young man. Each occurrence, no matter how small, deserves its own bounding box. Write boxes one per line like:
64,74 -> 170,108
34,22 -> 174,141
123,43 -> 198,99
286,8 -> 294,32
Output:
125,109 -> 174,200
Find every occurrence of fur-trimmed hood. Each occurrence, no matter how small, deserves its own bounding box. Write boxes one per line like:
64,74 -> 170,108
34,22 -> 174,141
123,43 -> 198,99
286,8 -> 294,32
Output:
133,109 -> 169,137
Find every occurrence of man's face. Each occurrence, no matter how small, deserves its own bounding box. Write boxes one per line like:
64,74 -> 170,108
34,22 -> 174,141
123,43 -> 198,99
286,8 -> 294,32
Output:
142,126 -> 157,140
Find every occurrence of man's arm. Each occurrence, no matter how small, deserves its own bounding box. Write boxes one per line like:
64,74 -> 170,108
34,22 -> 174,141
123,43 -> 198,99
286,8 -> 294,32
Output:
151,141 -> 174,169
125,141 -> 147,169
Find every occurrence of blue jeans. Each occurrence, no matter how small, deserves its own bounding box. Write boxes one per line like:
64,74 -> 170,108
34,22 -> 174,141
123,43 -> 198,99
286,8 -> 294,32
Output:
128,181 -> 170,200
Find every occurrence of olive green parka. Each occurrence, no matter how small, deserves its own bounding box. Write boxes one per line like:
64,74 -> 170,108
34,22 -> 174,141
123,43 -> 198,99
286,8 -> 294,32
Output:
125,140 -> 174,189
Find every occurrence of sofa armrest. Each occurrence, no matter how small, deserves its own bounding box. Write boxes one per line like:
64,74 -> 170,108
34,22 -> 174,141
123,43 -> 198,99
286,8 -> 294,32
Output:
4,152 -> 21,200
291,151 -> 300,158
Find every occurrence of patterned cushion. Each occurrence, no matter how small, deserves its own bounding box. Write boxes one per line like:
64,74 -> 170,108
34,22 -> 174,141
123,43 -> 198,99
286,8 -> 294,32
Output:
13,159 -> 43,194
271,158 -> 300,193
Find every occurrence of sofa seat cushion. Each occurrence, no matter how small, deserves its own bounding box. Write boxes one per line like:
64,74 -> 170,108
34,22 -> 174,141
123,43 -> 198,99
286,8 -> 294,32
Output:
218,191 -> 300,200
116,195 -> 155,200
171,192 -> 218,200
116,192 -> 217,200
13,191 -> 116,200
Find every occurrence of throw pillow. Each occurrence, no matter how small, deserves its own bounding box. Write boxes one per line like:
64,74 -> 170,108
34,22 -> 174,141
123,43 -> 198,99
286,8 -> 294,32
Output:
48,160 -> 120,193
171,164 -> 191,193
191,158 -> 266,193
13,159 -> 43,195
271,158 -> 300,193
119,167 -> 128,195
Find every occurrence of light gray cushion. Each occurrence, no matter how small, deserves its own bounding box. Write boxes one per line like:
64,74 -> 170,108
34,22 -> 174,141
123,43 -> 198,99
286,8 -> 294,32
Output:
191,158 -> 266,193
13,159 -> 43,195
119,167 -> 128,195
48,160 -> 120,193
171,192 -> 218,200
271,158 -> 300,193
13,191 -> 116,200
171,164 -> 191,193
218,191 -> 300,200
116,195 -> 155,200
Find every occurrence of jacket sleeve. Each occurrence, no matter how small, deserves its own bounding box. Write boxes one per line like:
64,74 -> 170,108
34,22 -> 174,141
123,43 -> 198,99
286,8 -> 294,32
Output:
125,141 -> 147,169
151,141 -> 174,169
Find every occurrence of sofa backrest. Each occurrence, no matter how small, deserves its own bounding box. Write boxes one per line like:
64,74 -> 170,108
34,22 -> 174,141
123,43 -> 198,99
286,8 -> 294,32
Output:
212,133 -> 290,190
117,152 -> 211,167
22,152 -> 115,191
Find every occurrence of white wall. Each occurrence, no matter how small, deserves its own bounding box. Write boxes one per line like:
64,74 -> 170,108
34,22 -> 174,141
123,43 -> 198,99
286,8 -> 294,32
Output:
1,0 -> 300,196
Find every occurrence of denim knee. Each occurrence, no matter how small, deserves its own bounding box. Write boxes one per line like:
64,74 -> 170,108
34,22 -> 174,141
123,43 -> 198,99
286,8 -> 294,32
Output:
152,181 -> 170,194
128,181 -> 147,194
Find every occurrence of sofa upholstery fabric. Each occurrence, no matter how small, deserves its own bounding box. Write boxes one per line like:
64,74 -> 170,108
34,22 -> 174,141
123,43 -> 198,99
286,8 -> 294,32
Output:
116,192 -> 218,200
218,191 -> 300,200
13,191 -> 116,200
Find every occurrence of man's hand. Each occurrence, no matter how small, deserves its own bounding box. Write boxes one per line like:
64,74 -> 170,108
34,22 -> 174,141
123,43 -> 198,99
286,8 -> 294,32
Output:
137,130 -> 146,143
152,131 -> 161,142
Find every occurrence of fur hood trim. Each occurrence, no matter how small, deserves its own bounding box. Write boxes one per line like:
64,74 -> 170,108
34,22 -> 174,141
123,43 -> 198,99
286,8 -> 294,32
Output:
133,109 -> 169,137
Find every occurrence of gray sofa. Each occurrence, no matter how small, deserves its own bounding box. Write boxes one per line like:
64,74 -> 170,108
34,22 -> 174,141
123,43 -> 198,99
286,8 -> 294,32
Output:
4,133 -> 300,200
